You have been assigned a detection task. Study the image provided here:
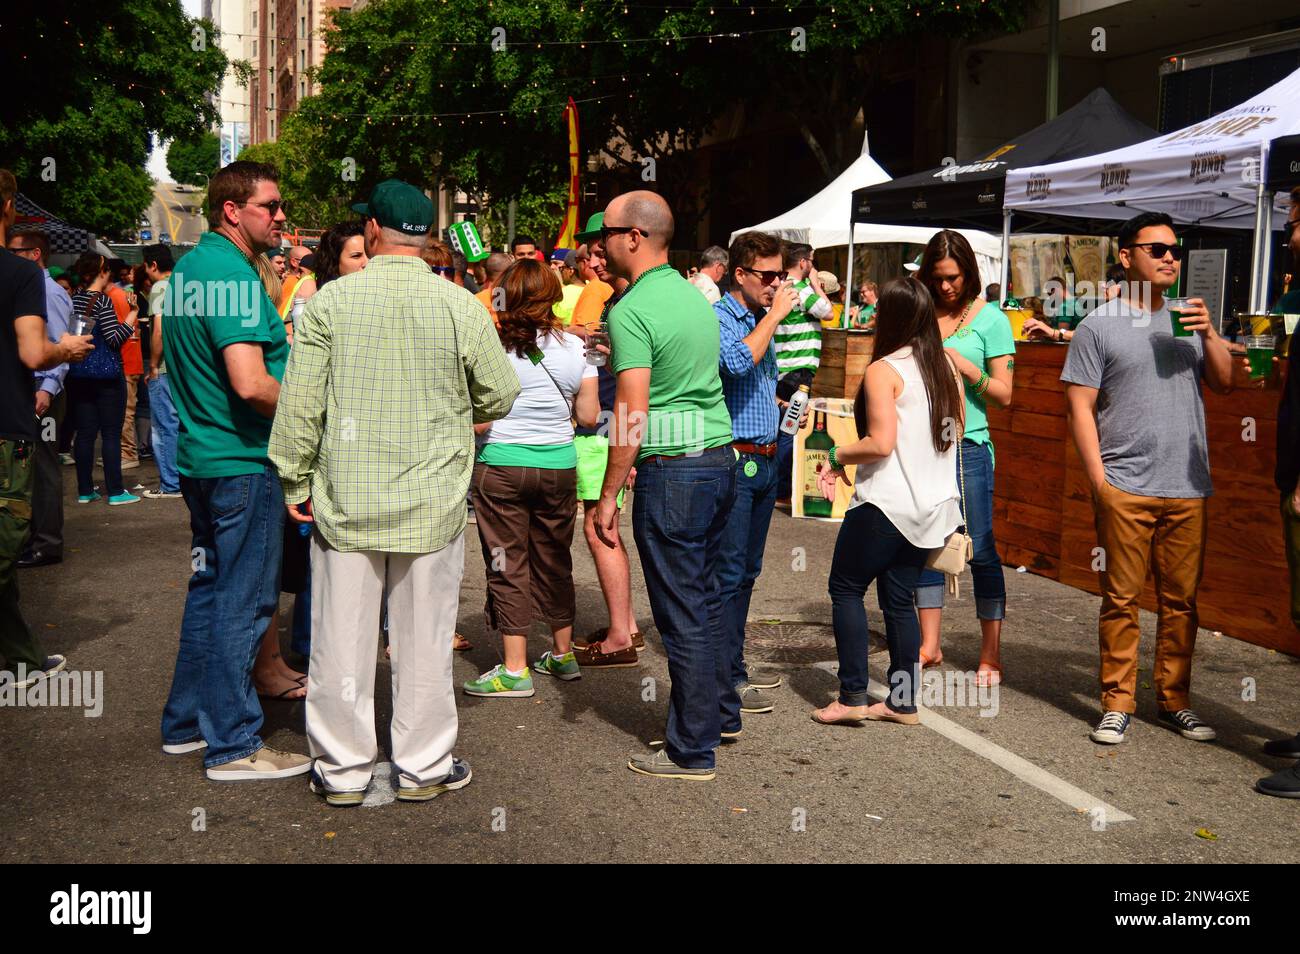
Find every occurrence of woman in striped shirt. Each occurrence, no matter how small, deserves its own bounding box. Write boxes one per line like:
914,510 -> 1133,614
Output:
67,253 -> 139,506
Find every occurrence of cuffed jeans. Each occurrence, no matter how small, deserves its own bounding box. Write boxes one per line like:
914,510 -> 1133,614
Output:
829,502 -> 929,713
147,374 -> 181,493
161,466 -> 285,768
631,445 -> 736,769
716,449 -> 778,731
916,439 -> 1006,619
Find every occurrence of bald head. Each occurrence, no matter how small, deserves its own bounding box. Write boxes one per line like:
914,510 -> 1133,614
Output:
483,251 -> 512,282
608,191 -> 673,250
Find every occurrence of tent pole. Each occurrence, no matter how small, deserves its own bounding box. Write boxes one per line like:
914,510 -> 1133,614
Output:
1248,142 -> 1273,313
844,227 -> 855,329
998,209 -> 1012,302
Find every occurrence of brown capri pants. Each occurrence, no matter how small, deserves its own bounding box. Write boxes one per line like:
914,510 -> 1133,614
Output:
470,462 -> 578,634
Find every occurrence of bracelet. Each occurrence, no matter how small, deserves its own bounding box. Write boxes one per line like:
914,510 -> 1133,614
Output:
970,370 -> 989,393
828,446 -> 840,471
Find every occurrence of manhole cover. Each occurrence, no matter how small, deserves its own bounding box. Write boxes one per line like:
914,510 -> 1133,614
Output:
745,620 -> 886,664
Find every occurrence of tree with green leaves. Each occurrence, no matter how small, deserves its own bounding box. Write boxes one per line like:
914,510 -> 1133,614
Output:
287,0 -> 1030,247
0,0 -> 227,238
167,131 -> 220,186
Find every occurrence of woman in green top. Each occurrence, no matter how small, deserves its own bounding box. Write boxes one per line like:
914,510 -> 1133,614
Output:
914,231 -> 1015,687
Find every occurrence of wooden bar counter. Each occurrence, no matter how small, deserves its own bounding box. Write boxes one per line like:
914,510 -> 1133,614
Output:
813,329 -> 1298,656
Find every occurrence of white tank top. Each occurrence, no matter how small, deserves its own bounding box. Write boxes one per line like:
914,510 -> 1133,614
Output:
849,346 -> 962,549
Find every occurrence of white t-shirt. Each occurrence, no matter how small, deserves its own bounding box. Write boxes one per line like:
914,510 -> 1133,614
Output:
482,330 -> 596,446
689,272 -> 721,304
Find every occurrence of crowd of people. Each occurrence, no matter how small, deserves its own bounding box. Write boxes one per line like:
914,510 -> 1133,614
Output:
3,161 -> 1300,802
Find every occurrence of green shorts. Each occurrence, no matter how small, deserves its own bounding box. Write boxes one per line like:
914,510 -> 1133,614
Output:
575,434 -> 625,507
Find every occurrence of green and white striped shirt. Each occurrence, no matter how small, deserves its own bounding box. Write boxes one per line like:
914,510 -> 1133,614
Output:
269,254 -> 520,553
773,278 -> 828,377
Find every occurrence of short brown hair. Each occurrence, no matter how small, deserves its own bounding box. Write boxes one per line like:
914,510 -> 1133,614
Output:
207,160 -> 279,229
861,280 -> 878,293
1291,185 -> 1300,207
919,229 -> 982,309
497,258 -> 563,358
781,241 -> 814,270
10,229 -> 49,263
421,237 -> 453,269
728,231 -> 782,275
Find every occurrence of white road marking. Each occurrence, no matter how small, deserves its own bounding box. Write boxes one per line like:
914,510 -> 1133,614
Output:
811,662 -> 1136,823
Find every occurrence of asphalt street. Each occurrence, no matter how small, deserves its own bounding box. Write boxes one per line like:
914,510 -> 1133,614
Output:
3,458 -> 1299,864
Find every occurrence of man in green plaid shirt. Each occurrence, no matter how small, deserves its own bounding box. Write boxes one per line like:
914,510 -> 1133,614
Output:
270,180 -> 518,806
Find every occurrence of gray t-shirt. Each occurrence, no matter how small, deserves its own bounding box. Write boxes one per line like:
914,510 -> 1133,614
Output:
1060,297 -> 1211,498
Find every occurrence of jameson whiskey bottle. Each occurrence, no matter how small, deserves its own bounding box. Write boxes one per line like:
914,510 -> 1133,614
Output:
802,410 -> 834,518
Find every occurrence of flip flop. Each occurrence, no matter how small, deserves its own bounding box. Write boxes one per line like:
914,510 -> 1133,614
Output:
920,651 -> 943,669
258,684 -> 307,701
974,663 -> 1002,688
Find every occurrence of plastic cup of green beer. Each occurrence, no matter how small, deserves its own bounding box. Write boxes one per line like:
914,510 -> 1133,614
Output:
1165,297 -> 1194,337
1246,335 -> 1275,380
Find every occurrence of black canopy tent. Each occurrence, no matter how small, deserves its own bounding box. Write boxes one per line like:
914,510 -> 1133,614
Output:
849,88 -> 1157,293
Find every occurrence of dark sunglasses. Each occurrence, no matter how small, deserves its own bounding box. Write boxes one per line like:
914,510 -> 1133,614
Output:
740,266 -> 788,284
1126,242 -> 1186,262
430,266 -> 455,276
242,199 -> 288,216
600,225 -> 646,240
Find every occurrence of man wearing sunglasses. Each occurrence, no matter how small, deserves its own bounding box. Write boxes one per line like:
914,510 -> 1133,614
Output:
1062,210 -> 1233,748
712,231 -> 800,728
593,191 -> 737,781
160,161 -> 311,783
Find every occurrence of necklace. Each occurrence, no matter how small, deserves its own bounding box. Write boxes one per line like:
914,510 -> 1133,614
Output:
939,298 -> 977,339
624,262 -> 674,297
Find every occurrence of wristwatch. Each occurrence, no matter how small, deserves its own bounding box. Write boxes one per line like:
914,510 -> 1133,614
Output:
1056,328 -> 1065,343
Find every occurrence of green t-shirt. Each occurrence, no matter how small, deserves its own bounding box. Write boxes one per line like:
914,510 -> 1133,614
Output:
477,442 -> 576,469
609,263 -> 734,462
164,232 -> 288,478
943,301 -> 1016,455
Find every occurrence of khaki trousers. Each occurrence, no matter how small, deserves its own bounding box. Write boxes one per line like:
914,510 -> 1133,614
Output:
1092,481 -> 1206,714
306,531 -> 464,793
121,375 -> 139,461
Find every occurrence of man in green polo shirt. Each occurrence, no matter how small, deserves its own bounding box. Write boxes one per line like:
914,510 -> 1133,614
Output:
593,190 -> 736,782
159,160 -> 310,783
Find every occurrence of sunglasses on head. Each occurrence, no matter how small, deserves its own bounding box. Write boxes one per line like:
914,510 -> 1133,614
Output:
740,266 -> 788,284
1126,242 -> 1186,262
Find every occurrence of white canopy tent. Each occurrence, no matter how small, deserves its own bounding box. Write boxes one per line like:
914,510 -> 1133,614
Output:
1005,67 -> 1300,311
729,150 -> 1004,301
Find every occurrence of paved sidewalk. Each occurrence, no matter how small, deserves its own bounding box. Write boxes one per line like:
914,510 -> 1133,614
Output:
3,463 -> 1298,863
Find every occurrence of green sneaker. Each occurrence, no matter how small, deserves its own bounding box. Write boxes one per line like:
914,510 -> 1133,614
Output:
463,664 -> 534,698
534,650 -> 581,681
77,492 -> 101,504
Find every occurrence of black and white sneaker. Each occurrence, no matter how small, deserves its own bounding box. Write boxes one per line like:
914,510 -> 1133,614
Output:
1089,710 -> 1130,744
1158,708 -> 1217,742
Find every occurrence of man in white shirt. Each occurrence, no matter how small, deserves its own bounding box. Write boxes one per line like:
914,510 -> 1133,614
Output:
688,246 -> 728,305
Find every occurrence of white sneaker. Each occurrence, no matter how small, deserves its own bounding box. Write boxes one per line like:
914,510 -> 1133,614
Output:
10,655 -> 67,690
162,739 -> 208,755
143,488 -> 183,499
1089,711 -> 1130,744
206,746 -> 312,781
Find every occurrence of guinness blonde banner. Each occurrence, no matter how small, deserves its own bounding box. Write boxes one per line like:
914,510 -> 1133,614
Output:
1007,66 -> 1300,229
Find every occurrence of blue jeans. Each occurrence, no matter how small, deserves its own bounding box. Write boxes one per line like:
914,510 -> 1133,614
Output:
776,429 -> 794,500
716,450 -> 778,725
829,503 -> 928,713
147,374 -> 181,493
631,445 -> 736,769
915,439 -> 1006,620
161,466 -> 285,767
67,375 -> 125,497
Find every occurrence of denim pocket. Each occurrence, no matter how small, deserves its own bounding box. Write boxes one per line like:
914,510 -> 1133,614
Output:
208,475 -> 250,518
664,476 -> 720,535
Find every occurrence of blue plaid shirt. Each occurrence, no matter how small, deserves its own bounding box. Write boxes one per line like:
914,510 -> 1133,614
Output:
715,292 -> 779,444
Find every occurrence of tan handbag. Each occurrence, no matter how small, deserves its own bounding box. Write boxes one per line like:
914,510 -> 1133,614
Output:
925,358 -> 973,596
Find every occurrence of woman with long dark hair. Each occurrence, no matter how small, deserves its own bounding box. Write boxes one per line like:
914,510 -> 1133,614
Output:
66,253 -> 139,506
463,258 -> 601,698
914,229 -> 1014,687
812,278 -> 963,726
314,221 -> 368,288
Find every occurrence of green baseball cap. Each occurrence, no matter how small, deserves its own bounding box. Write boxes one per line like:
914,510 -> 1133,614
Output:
574,211 -> 604,243
351,179 -> 434,237
265,246 -> 285,259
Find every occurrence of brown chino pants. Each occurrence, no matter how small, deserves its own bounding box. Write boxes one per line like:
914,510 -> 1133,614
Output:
1092,480 -> 1207,714
470,462 -> 578,634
